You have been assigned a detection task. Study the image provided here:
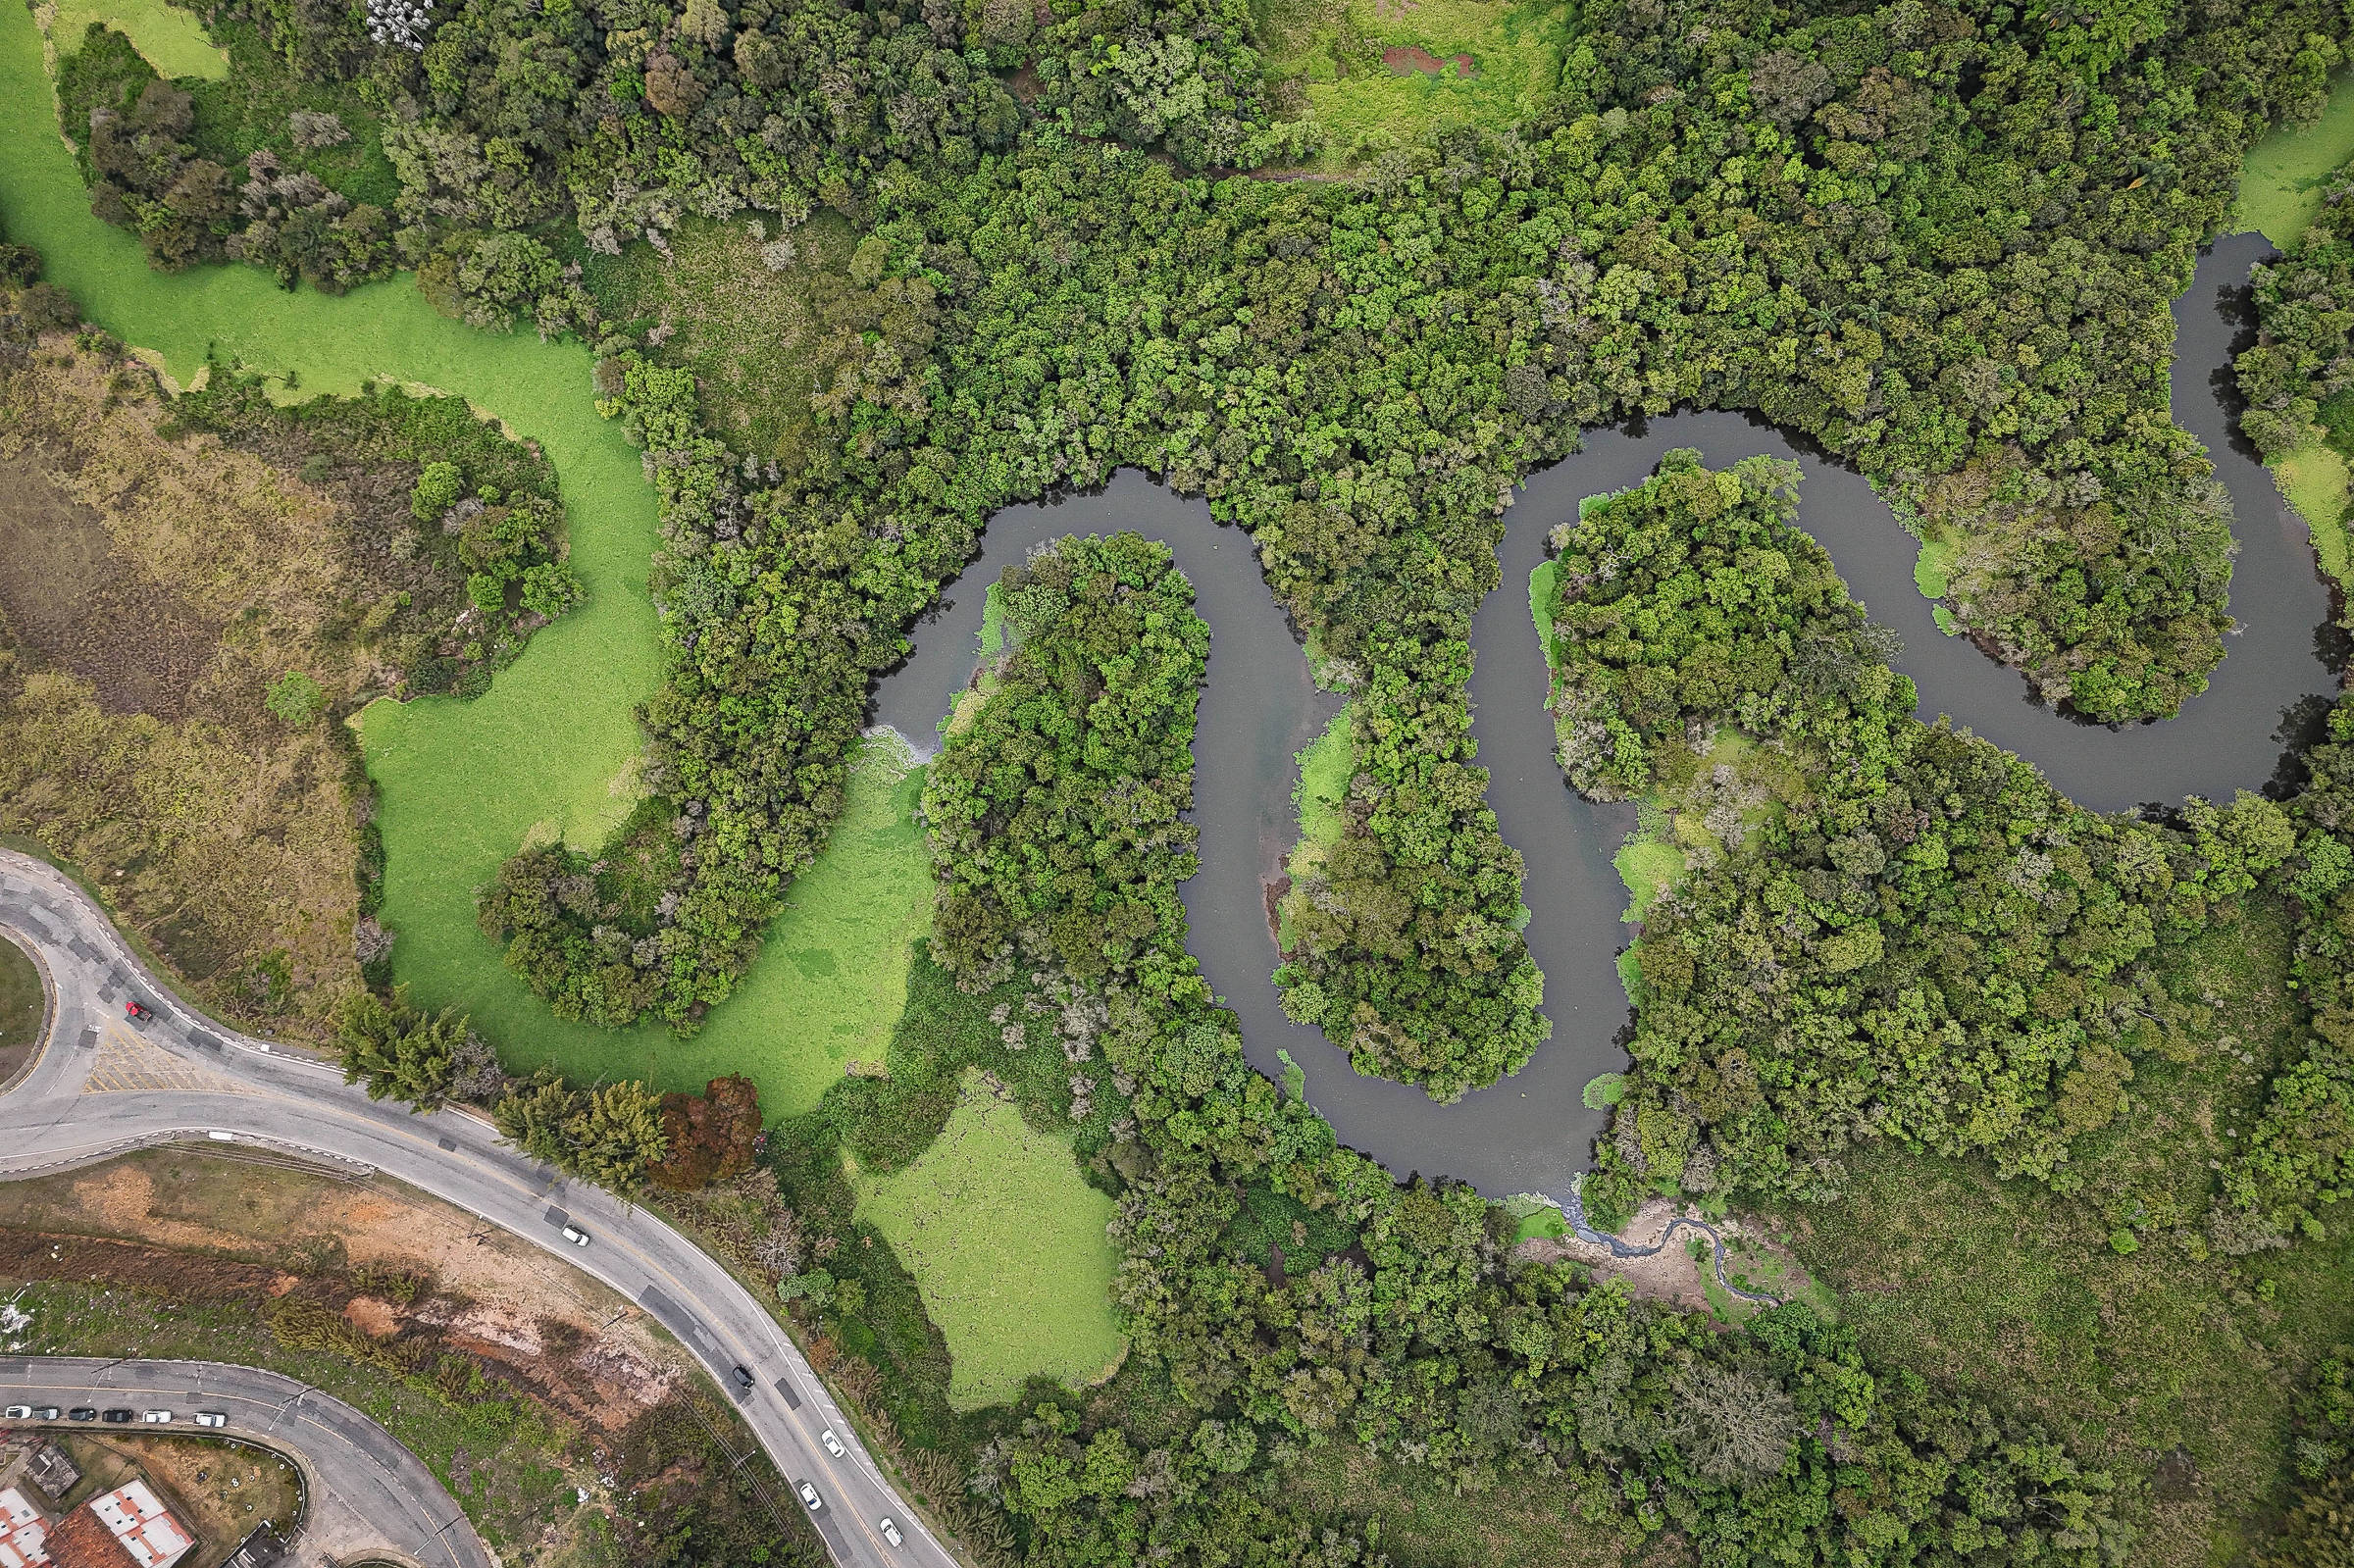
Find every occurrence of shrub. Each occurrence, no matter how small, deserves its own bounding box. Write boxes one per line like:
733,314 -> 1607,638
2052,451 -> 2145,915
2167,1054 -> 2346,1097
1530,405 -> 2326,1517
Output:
519,560 -> 584,620
264,671 -> 325,724
411,460 -> 463,523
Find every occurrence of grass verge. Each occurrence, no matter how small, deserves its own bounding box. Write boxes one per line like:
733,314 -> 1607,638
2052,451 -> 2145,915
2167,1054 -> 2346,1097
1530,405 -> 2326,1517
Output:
0,934 -> 40,1083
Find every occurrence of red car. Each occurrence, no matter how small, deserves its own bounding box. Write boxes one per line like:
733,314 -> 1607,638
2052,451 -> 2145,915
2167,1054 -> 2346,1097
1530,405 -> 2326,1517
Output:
125,1000 -> 155,1023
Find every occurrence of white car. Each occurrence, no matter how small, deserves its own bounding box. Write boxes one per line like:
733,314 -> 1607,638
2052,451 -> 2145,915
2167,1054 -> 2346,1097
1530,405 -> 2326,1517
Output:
796,1481 -> 823,1513
2,1405 -> 28,1420
560,1225 -> 591,1247
194,1411 -> 228,1429
819,1428 -> 844,1458
878,1516 -> 904,1548
140,1410 -> 173,1424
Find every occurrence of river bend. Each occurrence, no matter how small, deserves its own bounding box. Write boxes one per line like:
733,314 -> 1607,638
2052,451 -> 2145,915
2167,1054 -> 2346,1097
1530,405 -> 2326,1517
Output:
876,231 -> 2338,1202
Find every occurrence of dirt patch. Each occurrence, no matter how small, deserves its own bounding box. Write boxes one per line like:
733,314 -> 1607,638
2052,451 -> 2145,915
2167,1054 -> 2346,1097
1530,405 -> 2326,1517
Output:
1516,1197 -> 1745,1312
0,1148 -> 687,1429
1383,44 -> 1476,78
0,459 -> 219,718
342,1293 -> 399,1337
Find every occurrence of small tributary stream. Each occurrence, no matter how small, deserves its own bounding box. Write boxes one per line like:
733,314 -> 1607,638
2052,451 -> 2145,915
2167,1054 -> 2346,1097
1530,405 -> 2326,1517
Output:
877,231 -> 2339,1204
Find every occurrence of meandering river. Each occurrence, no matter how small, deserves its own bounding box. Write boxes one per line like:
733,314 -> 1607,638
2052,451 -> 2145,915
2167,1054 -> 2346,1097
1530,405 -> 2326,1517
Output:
0,0 -> 2330,1201
879,233 -> 2338,1203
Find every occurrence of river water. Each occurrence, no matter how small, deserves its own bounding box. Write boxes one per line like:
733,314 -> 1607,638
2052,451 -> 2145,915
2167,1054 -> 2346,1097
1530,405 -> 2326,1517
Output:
874,231 -> 2341,1202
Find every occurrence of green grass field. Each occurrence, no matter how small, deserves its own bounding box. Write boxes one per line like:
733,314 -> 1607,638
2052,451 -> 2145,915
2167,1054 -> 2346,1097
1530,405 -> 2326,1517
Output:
1277,710 -> 1354,948
45,0 -> 224,79
2235,70 -> 2354,247
1293,710 -> 1352,848
0,3 -> 913,1114
1257,0 -> 1573,166
850,1071 -> 1126,1410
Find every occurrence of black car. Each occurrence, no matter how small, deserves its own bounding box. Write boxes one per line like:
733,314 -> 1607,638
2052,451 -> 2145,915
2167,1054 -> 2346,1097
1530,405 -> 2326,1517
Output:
101,1408 -> 133,1424
68,1408 -> 97,1421
732,1365 -> 755,1392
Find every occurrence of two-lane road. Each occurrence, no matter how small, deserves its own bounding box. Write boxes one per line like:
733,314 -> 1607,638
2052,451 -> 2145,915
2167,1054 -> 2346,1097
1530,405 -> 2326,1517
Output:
0,1356 -> 488,1568
0,850 -> 961,1568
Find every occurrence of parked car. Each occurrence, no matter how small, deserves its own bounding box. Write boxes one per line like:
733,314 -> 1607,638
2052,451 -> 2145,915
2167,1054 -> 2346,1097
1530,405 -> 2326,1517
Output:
560,1224 -> 590,1247
125,1000 -> 155,1023
140,1410 -> 173,1424
732,1365 -> 755,1392
819,1428 -> 844,1458
194,1411 -> 228,1429
101,1409 -> 132,1424
796,1481 -> 823,1513
3,1405 -> 28,1419
878,1516 -> 904,1548
31,1407 -> 58,1421
68,1408 -> 96,1422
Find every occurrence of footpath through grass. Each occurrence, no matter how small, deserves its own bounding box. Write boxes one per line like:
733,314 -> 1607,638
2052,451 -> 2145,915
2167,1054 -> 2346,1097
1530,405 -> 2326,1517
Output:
0,2 -> 909,1113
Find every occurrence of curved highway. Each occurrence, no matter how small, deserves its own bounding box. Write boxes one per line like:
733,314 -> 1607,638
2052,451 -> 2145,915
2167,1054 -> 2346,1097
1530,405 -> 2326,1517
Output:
0,850 -> 956,1568
0,1356 -> 487,1568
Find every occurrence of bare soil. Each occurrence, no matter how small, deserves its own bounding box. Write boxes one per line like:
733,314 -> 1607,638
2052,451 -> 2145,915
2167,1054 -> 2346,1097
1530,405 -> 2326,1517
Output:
1513,1197 -> 1813,1315
0,457 -> 218,718
1383,44 -> 1476,78
0,1149 -> 685,1429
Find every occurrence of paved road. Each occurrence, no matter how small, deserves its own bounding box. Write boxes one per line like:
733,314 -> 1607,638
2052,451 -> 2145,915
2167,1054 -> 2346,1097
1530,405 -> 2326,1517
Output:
0,851 -> 957,1568
0,1355 -> 486,1568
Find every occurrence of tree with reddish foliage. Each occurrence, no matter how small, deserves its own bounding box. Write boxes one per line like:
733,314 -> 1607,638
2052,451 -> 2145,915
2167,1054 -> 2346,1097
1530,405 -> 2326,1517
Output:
650,1075 -> 762,1191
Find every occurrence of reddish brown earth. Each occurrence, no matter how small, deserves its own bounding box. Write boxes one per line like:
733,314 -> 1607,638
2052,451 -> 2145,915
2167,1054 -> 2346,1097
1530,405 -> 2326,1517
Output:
1383,44 -> 1476,78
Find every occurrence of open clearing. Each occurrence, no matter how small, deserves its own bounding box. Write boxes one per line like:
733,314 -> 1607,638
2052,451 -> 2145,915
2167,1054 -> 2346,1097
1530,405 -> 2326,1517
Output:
584,211 -> 867,471
0,453 -> 220,720
2234,69 -> 2354,245
851,1071 -> 1126,1410
44,0 -> 225,80
1256,0 -> 1572,165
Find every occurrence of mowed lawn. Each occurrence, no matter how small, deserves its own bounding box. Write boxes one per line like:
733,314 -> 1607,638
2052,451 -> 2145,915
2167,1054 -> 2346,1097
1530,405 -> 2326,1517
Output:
853,1073 -> 1126,1410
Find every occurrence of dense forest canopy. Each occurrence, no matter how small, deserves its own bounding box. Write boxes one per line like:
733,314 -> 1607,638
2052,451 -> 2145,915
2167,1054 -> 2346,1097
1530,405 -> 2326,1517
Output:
31,0 -> 2354,1558
47,0 -> 2352,1094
